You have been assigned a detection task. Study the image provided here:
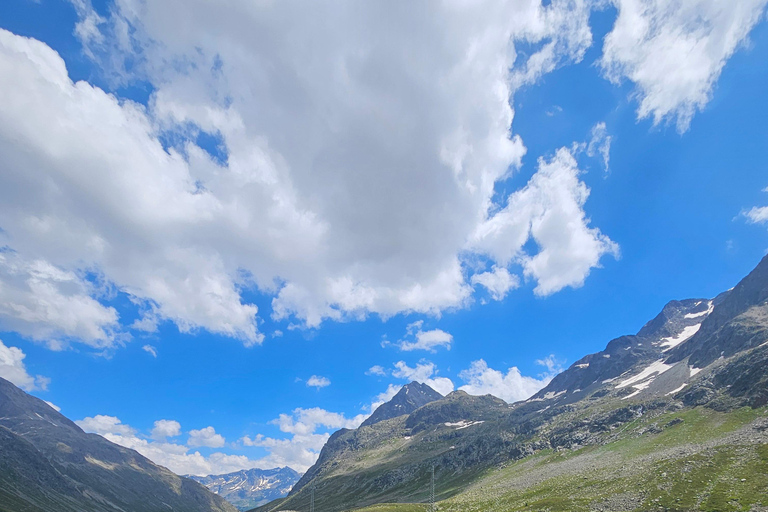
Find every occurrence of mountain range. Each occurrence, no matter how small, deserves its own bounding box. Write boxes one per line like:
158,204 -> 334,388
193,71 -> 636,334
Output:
0,376 -> 236,512
253,255 -> 768,512
188,467 -> 302,511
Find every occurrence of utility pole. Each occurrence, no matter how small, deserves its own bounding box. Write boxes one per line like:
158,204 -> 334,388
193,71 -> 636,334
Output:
310,485 -> 315,512
430,465 -> 435,512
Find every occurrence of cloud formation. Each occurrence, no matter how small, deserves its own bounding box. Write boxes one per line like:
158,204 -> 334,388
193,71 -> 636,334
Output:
458,356 -> 563,403
1,0 -> 762,348
0,338 -> 49,391
394,321 -> 454,352
306,375 -> 331,389
601,0 -> 768,131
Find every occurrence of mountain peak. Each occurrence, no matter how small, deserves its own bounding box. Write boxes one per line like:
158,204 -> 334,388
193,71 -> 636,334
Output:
360,381 -> 443,428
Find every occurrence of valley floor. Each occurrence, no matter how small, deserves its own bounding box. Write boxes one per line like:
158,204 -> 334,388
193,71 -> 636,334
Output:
351,406 -> 768,512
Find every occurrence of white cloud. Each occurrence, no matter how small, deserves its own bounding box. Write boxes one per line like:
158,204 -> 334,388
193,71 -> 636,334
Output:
77,415 -> 270,476
0,252 -> 120,349
0,0 -> 623,344
746,206 -> 768,224
0,338 -> 48,391
458,356 -> 563,403
395,321 -> 453,352
306,375 -> 331,389
76,414 -> 135,436
471,266 -> 520,301
392,360 -> 454,396
188,426 -> 226,448
745,188 -> 768,225
151,419 -> 181,440
44,400 -> 61,412
472,147 -> 619,296
142,344 -> 158,357
601,0 -> 768,131
586,122 -> 612,174
366,365 -> 387,377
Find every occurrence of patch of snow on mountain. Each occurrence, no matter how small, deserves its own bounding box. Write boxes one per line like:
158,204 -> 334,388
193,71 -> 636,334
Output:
666,383 -> 687,395
684,301 -> 713,319
660,323 -> 702,351
575,363 -> 589,369
617,360 -> 675,389
689,366 -> 703,377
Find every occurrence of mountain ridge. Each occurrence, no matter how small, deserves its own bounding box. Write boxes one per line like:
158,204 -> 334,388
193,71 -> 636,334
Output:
188,467 -> 302,511
251,254 -> 768,512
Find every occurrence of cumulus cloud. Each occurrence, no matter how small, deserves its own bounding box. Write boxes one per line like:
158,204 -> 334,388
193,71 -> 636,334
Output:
393,321 -> 453,352
458,356 -> 563,403
745,187 -> 768,225
0,252 -> 120,349
188,426 -> 226,448
0,338 -> 49,391
151,419 -> 181,440
0,0 -> 624,346
306,375 -> 331,389
601,0 -> 768,131
471,266 -> 520,301
472,147 -> 619,296
392,360 -> 454,395
241,406 -> 368,471
78,415 -> 267,475
366,365 -> 387,377
76,414 -> 136,436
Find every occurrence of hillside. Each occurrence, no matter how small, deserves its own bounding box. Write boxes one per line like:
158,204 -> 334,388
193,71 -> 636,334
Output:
252,256 -> 768,512
0,377 -> 237,512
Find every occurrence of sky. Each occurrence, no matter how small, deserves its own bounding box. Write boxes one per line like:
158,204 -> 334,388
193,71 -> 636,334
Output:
0,0 -> 767,477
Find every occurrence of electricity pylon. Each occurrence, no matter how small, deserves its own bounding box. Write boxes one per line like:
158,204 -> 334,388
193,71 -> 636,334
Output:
430,465 -> 435,512
310,485 -> 315,512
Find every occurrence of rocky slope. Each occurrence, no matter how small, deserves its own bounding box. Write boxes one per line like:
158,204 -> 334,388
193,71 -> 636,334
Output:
252,255 -> 768,512
361,382 -> 444,428
0,377 -> 237,512
188,467 -> 301,511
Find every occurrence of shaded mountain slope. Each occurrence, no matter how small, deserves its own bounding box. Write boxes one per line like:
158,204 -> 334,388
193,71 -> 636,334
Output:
252,256 -> 768,512
0,377 -> 236,512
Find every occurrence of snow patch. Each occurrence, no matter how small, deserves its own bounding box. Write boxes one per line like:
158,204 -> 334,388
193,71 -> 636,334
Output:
660,323 -> 702,351
574,363 -> 589,369
542,390 -> 567,400
444,420 -> 485,430
684,301 -> 713,319
603,354 -> 611,358
689,366 -> 702,377
666,383 -> 687,395
617,360 -> 675,389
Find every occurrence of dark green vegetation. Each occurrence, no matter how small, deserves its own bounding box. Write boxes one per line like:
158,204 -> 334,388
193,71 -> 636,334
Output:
254,256 -> 768,512
0,378 -> 236,512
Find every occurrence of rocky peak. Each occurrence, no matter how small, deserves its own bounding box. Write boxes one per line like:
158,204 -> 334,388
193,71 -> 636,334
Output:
360,381 -> 443,428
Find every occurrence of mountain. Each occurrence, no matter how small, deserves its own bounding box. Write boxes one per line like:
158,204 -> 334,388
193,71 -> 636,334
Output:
187,467 -> 302,511
252,255 -> 768,512
360,381 -> 444,427
0,377 -> 237,512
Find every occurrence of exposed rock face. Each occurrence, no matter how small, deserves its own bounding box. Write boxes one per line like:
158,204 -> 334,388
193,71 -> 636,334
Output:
188,467 -> 302,511
0,378 -> 237,512
361,381 -> 444,427
252,256 -> 768,512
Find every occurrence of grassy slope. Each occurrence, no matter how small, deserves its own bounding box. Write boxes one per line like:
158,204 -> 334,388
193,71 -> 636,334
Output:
349,406 -> 768,512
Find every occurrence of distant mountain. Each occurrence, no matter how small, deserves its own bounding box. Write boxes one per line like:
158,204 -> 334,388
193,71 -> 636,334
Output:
0,377 -> 236,512
252,255 -> 768,512
188,467 -> 301,511
360,381 -> 443,427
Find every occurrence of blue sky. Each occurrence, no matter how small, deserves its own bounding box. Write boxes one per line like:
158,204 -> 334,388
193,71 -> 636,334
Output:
0,0 -> 767,476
